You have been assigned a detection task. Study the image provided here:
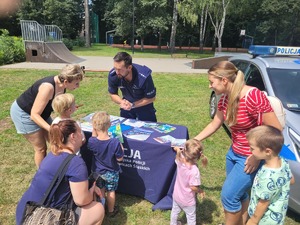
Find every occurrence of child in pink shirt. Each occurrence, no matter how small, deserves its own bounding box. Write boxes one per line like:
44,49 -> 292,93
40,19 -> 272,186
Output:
170,139 -> 208,225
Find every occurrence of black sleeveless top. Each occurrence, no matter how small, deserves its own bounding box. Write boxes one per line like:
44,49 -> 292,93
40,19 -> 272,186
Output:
16,76 -> 60,120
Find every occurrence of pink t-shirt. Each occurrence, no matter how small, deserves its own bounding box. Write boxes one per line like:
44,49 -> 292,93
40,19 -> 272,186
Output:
172,157 -> 201,206
218,88 -> 273,156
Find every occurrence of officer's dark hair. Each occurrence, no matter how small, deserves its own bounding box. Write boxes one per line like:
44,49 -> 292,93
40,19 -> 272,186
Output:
113,52 -> 132,67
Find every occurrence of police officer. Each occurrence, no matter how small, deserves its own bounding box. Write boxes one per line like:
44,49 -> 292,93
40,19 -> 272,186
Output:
108,52 -> 157,122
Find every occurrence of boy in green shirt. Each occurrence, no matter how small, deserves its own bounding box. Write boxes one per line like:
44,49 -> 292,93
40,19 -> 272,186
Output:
246,125 -> 295,225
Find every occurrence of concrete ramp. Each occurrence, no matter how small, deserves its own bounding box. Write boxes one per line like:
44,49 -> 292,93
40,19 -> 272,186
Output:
192,56 -> 230,69
24,41 -> 84,64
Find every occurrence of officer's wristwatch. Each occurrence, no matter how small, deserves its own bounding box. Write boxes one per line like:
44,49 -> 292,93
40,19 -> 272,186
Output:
131,102 -> 135,109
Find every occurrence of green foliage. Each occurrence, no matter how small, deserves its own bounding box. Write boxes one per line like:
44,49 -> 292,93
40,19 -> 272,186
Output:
72,37 -> 86,47
63,37 -> 86,50
0,29 -> 25,66
62,38 -> 74,50
18,0 -> 84,39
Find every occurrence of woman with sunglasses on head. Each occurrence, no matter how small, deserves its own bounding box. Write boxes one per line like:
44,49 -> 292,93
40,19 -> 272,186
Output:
10,64 -> 84,167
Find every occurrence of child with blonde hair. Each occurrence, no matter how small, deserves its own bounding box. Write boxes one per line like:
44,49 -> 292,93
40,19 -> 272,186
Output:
52,93 -> 77,124
170,139 -> 208,225
51,93 -> 85,145
87,111 -> 124,217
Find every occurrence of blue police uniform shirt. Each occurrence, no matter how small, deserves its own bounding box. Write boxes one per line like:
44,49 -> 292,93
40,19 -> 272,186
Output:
108,63 -> 156,103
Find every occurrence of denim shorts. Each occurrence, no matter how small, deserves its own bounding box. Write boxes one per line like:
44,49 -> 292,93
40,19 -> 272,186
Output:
92,171 -> 119,192
221,147 -> 263,213
10,100 -> 52,134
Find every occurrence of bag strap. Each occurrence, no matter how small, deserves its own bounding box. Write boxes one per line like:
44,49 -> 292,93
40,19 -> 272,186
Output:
39,154 -> 75,205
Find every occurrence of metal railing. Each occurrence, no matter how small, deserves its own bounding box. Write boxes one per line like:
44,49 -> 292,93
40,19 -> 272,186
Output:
20,20 -> 63,42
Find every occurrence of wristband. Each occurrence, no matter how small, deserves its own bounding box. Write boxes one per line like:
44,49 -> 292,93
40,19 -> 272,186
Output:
131,102 -> 135,109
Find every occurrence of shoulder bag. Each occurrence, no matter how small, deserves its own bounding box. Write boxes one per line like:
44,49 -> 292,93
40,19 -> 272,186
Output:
22,154 -> 76,225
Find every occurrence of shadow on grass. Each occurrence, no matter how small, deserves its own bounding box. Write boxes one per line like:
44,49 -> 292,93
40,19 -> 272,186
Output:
286,209 -> 300,222
177,198 -> 220,225
102,193 -> 143,225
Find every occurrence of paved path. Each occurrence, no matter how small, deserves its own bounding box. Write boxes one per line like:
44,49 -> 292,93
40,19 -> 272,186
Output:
0,56 -> 208,74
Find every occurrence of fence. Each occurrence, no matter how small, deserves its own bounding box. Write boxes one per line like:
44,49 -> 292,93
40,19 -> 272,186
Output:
20,20 -> 63,42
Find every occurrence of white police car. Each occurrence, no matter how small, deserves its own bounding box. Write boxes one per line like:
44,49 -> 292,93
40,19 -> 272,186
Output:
209,45 -> 300,214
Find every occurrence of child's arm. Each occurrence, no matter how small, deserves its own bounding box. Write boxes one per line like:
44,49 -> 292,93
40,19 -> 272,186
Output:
172,147 -> 184,160
190,186 -> 205,199
116,143 -> 124,162
246,199 -> 270,225
290,173 -> 295,185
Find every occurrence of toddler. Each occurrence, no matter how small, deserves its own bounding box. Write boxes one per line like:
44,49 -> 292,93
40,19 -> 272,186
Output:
170,139 -> 208,225
87,111 -> 124,217
52,93 -> 77,124
52,93 -> 85,144
246,125 -> 295,225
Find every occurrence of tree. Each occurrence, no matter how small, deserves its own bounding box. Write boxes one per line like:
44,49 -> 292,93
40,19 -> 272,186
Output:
84,0 -> 90,47
169,0 -> 178,53
135,0 -> 170,51
177,0 -> 210,52
18,0 -> 84,39
256,0 -> 300,45
208,0 -> 231,52
104,0 -> 170,51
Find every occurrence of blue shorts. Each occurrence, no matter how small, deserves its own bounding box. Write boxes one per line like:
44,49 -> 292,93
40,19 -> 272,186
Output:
93,171 -> 119,192
221,147 -> 263,213
10,100 -> 52,134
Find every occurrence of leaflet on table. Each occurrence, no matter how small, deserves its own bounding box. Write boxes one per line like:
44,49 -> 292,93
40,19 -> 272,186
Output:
108,122 -> 124,143
154,135 -> 186,148
123,119 -> 145,128
80,113 -> 125,132
124,127 -> 153,141
79,121 -> 93,132
143,122 -> 176,133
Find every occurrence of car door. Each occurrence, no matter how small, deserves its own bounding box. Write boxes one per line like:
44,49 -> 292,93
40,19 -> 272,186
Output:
245,64 -> 266,91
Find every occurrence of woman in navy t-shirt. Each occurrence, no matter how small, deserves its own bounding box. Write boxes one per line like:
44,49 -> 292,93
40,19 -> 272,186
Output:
16,120 -> 104,225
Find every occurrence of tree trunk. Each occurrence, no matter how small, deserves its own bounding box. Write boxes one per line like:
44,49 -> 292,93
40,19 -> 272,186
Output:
158,32 -> 162,51
84,0 -> 90,47
199,6 -> 208,53
141,37 -> 144,52
169,0 -> 178,54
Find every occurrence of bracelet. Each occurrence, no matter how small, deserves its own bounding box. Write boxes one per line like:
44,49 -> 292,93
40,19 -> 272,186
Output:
131,102 -> 135,109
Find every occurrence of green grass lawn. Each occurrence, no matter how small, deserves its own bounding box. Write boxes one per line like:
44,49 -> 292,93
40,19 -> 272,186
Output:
0,68 -> 299,225
71,43 -> 214,59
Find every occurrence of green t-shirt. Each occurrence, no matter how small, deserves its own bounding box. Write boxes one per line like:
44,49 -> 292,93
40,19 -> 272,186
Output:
248,158 -> 292,225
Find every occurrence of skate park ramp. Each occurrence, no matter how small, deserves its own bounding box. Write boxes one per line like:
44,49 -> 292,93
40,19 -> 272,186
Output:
25,41 -> 84,64
21,20 -> 84,64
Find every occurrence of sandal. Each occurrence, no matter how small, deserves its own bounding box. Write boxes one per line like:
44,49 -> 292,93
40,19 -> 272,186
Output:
107,206 -> 119,218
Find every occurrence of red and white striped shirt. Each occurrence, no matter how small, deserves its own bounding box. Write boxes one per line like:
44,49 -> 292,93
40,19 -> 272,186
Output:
218,88 -> 273,156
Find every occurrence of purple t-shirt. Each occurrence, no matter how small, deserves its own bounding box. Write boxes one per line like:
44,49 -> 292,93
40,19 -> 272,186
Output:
87,137 -> 123,174
15,152 -> 88,225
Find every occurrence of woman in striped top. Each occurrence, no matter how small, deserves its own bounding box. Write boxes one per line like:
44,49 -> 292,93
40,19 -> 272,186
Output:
195,61 -> 282,225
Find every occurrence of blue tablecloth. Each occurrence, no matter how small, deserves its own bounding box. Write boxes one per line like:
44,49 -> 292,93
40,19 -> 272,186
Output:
80,117 -> 189,210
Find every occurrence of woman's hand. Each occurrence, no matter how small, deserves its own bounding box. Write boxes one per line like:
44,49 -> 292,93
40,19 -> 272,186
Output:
244,155 -> 260,174
94,185 -> 103,198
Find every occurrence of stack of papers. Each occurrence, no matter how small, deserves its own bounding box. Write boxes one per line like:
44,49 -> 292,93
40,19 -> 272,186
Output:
124,128 -> 153,141
154,135 -> 186,148
143,123 -> 176,133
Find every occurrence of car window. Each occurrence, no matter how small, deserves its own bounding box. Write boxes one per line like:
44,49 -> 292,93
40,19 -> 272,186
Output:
269,68 -> 300,111
231,60 -> 249,74
245,64 -> 265,91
